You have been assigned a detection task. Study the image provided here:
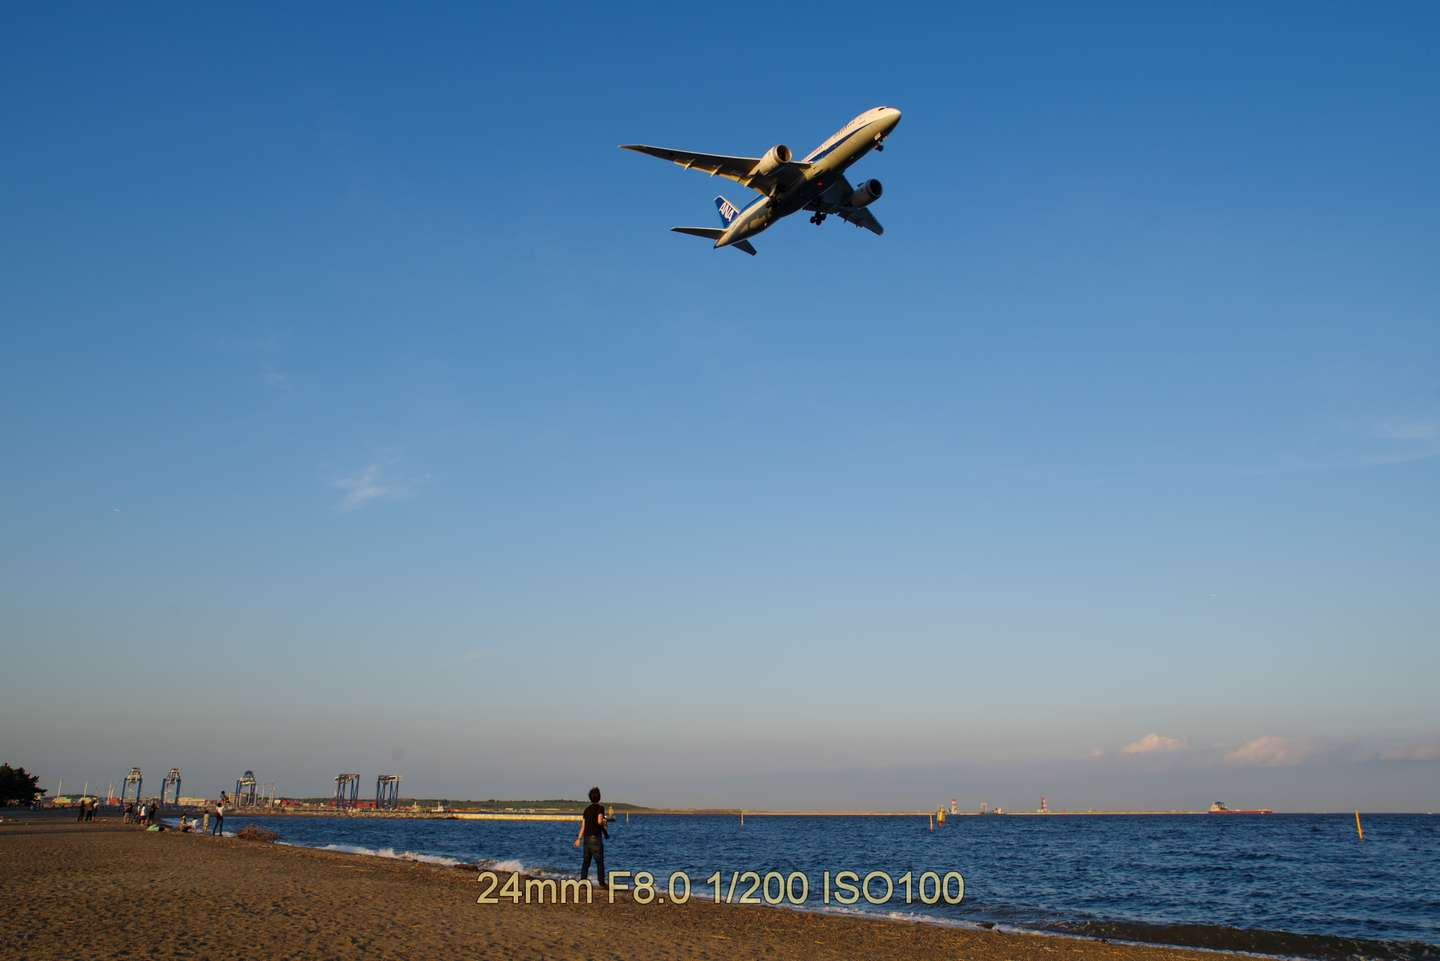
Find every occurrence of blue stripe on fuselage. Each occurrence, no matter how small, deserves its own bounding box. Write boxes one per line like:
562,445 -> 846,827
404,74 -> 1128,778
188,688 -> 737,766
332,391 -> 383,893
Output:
807,121 -> 875,163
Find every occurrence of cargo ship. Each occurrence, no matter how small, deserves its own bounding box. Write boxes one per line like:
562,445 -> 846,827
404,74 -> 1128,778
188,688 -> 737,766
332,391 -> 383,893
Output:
1208,801 -> 1273,814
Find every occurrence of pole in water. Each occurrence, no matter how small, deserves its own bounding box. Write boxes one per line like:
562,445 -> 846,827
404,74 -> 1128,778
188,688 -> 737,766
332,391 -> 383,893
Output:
929,812 -> 934,831
739,810 -> 744,829
1355,810 -> 1364,841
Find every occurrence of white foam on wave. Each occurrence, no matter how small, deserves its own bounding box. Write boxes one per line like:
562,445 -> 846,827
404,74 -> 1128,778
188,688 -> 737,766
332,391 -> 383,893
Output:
272,835 -> 593,881
484,858 -> 527,873
313,842 -> 467,868
273,840 -> 565,877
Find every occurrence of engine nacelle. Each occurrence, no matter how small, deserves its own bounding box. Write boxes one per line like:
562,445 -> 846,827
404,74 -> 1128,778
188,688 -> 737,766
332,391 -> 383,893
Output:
749,144 -> 792,178
847,178 -> 883,207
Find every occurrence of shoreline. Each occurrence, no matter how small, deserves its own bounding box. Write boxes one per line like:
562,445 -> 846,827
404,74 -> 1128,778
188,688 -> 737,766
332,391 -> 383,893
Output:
4,819 -> 1434,961
0,820 -> 1263,961
262,829 -> 1440,961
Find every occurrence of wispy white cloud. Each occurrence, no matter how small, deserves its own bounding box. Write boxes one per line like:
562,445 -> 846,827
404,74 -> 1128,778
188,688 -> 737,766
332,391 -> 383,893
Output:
261,362 -> 290,388
1224,735 -> 1314,767
1380,742 -> 1440,762
334,464 -> 393,511
1229,413 -> 1440,477
214,331 -> 294,390
1373,418 -> 1440,442
1357,415 -> 1440,466
1122,733 -> 1187,755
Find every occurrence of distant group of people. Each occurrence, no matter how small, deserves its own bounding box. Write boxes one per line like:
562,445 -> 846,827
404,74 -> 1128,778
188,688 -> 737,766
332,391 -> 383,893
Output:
116,791 -> 227,835
73,797 -> 99,821
123,799 -> 165,827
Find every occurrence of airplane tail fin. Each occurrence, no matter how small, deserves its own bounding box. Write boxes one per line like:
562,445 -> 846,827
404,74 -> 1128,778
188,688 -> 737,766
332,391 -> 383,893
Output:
715,195 -> 742,226
670,226 -> 757,256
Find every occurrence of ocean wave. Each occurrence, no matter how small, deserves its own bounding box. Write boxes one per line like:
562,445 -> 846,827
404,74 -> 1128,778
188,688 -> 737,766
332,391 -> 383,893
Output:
289,841 -> 572,879
480,858 -> 527,873
310,842 -> 469,868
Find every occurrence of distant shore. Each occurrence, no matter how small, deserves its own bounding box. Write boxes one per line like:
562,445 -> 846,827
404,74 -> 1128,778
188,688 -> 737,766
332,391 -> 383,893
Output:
2,818 -> 1259,961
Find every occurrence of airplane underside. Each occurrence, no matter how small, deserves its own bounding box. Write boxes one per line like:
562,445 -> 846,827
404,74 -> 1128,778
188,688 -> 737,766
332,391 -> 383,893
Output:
622,106 -> 900,255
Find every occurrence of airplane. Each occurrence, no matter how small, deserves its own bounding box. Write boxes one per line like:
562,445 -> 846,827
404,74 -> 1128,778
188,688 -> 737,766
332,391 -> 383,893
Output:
621,106 -> 902,256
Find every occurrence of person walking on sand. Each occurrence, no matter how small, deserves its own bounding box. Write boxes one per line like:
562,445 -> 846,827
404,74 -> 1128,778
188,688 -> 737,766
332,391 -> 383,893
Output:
573,786 -> 609,887
212,794 -> 226,835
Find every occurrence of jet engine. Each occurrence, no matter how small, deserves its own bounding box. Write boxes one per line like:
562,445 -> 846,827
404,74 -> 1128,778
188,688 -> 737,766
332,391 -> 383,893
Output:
847,178 -> 883,207
749,144 -> 792,178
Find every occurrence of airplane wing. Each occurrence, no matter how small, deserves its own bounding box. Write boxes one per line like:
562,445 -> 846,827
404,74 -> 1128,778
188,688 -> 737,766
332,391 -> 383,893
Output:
620,144 -> 812,194
836,204 -> 883,236
806,175 -> 884,236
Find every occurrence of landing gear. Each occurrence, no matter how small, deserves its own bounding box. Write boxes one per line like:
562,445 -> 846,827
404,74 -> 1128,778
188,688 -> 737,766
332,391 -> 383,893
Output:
875,142 -> 885,152
809,212 -> 827,226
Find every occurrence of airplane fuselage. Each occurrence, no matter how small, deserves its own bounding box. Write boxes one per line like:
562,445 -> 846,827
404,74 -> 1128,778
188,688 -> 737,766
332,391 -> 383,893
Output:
717,106 -> 902,248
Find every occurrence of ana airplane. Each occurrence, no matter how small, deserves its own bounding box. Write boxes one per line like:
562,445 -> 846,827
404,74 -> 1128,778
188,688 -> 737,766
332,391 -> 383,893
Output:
621,106 -> 902,256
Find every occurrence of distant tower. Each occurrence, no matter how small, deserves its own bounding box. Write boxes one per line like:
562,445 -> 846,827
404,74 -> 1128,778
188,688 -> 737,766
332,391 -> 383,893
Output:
121,767 -> 143,805
160,768 -> 182,806
1040,795 -> 1048,813
375,774 -> 401,810
334,773 -> 360,809
235,770 -> 258,806
949,798 -> 958,815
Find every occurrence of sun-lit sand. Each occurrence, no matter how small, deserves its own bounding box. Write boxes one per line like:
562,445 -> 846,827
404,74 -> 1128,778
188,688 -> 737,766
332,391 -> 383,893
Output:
2,820 -> 1249,961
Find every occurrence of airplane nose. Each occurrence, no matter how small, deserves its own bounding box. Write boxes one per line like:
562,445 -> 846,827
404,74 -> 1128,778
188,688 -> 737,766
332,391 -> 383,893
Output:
887,107 -> 902,129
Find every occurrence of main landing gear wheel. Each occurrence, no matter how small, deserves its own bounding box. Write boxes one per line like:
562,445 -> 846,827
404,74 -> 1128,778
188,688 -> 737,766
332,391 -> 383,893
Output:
810,213 -> 827,225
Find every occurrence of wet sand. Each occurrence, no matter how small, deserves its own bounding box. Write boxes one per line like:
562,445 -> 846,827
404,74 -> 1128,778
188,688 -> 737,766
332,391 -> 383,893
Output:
2,820 -> 1248,961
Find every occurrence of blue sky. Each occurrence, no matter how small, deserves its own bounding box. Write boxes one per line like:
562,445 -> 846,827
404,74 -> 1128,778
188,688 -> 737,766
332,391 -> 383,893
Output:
2,2 -> 1437,809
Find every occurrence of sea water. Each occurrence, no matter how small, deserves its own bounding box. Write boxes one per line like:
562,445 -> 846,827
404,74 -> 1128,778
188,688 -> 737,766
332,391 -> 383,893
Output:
216,812 -> 1439,960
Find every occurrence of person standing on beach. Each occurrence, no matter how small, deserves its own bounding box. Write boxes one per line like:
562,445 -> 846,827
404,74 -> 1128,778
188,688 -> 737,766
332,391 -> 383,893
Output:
212,794 -> 226,836
573,786 -> 609,887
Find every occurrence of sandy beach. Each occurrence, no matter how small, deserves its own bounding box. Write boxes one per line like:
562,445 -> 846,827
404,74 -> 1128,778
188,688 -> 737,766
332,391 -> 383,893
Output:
0,819 -> 1256,961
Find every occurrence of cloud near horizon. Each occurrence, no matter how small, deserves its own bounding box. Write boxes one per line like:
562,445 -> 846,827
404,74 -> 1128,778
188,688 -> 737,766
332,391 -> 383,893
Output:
1122,733 -> 1187,755
1224,736 -> 1314,767
1380,742 -> 1440,762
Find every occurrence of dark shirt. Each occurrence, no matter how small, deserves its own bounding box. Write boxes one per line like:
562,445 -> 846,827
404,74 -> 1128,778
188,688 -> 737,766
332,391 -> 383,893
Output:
582,802 -> 608,839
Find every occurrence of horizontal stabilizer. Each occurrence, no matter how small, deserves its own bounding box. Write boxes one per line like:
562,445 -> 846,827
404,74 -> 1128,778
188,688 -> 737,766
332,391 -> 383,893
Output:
670,226 -> 757,256
671,226 -> 724,240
